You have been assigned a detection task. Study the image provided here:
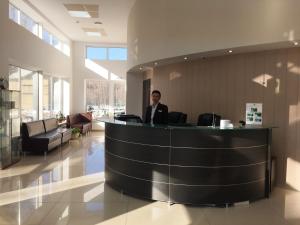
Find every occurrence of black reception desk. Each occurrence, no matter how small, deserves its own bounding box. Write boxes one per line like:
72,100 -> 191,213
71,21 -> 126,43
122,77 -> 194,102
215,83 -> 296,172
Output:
103,120 -> 273,205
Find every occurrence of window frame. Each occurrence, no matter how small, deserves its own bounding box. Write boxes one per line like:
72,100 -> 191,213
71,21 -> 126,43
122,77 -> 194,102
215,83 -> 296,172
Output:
9,65 -> 71,122
108,47 -> 128,61
19,10 -> 38,36
8,3 -> 71,56
86,47 -> 108,61
85,46 -> 128,61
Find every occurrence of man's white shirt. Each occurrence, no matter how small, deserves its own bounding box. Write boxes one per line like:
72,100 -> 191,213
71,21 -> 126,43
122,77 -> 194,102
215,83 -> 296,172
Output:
150,103 -> 159,124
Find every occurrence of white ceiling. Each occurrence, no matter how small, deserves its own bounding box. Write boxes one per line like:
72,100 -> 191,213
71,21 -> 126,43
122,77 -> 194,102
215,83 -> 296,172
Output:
26,0 -> 136,44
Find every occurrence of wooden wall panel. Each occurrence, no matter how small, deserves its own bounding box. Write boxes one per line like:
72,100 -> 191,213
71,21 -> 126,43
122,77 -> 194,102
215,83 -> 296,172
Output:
151,47 -> 300,187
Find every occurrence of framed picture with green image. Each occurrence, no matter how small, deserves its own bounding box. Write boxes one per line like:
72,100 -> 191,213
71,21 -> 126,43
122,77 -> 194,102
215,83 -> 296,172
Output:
246,103 -> 262,125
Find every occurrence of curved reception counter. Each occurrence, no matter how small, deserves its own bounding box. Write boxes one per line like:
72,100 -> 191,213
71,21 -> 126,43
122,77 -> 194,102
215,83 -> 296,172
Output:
104,120 -> 273,205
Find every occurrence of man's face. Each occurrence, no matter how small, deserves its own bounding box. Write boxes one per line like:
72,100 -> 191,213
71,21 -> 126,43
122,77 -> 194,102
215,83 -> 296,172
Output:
151,93 -> 161,105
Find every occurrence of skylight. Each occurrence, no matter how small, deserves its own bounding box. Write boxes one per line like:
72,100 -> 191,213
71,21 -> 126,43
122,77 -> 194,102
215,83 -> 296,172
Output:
86,31 -> 101,37
68,11 -> 91,18
64,4 -> 99,18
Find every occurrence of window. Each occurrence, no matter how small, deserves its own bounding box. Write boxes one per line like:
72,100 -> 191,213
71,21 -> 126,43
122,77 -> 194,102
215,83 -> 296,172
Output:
42,75 -> 52,119
53,78 -> 62,115
42,28 -> 52,45
42,28 -> 69,56
9,66 -> 20,91
85,79 -> 126,119
86,47 -> 107,60
86,47 -> 127,61
52,35 -> 61,50
9,65 -> 70,121
9,4 -> 18,23
108,48 -> 127,61
86,79 -> 109,119
20,11 -> 38,35
113,80 -> 126,114
21,69 -> 39,122
62,80 -> 70,116
62,43 -> 71,56
9,67 -> 21,139
8,3 -> 70,56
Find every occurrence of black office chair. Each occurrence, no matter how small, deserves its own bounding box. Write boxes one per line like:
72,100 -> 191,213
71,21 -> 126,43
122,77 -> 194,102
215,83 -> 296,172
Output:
168,112 -> 187,124
197,113 -> 221,126
114,114 -> 143,123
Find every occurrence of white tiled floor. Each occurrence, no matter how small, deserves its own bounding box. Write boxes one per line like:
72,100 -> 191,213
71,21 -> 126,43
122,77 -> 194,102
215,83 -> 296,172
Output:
0,132 -> 300,225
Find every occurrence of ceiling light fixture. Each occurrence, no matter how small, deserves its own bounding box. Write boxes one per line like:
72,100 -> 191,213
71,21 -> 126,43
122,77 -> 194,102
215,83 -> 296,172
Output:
228,50 -> 233,53
68,11 -> 91,18
139,67 -> 143,70
86,31 -> 101,37
294,41 -> 299,46
184,57 -> 188,60
154,62 -> 158,66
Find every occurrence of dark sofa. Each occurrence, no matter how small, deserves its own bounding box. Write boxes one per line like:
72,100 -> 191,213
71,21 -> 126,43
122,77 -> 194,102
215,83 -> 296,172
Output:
67,112 -> 92,134
22,118 -> 72,155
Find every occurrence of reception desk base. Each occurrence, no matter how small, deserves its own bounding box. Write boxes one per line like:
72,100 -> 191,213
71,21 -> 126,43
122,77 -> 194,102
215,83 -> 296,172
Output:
104,121 -> 272,205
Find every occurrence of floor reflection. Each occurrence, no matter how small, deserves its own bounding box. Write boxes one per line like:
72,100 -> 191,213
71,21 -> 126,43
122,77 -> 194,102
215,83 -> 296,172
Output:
0,132 -> 299,225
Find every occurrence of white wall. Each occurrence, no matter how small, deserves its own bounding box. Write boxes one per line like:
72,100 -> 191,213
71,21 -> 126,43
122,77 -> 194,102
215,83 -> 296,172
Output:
126,72 -> 143,118
0,0 -> 72,78
127,0 -> 300,69
0,0 -> 9,77
71,42 -> 127,114
8,21 -> 72,77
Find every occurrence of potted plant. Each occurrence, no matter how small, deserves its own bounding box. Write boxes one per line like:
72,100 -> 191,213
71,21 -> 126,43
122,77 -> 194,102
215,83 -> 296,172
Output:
71,128 -> 81,139
56,111 -> 66,123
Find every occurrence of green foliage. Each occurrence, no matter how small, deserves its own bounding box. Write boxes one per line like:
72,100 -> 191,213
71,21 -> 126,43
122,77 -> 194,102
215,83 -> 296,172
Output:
72,128 -> 81,134
56,111 -> 65,121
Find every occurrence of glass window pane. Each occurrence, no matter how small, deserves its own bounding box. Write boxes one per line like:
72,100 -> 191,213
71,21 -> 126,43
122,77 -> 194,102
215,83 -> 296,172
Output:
20,11 -> 38,35
52,36 -> 61,50
42,28 -> 52,45
86,47 -> 107,60
53,78 -> 61,116
86,79 -> 109,119
21,69 -> 38,122
63,43 -> 70,56
108,48 -> 127,61
9,65 -> 20,91
63,80 -> 70,116
113,80 -> 126,115
9,4 -> 19,23
42,75 -> 52,119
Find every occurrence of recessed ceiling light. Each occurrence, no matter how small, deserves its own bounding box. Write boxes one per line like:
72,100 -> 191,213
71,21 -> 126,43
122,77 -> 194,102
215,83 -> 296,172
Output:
228,50 -> 233,53
86,31 -> 101,37
294,42 -> 299,46
184,57 -> 188,60
69,11 -> 91,18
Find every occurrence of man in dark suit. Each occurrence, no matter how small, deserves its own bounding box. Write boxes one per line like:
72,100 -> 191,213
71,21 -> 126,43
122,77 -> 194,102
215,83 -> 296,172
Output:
144,90 -> 168,124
